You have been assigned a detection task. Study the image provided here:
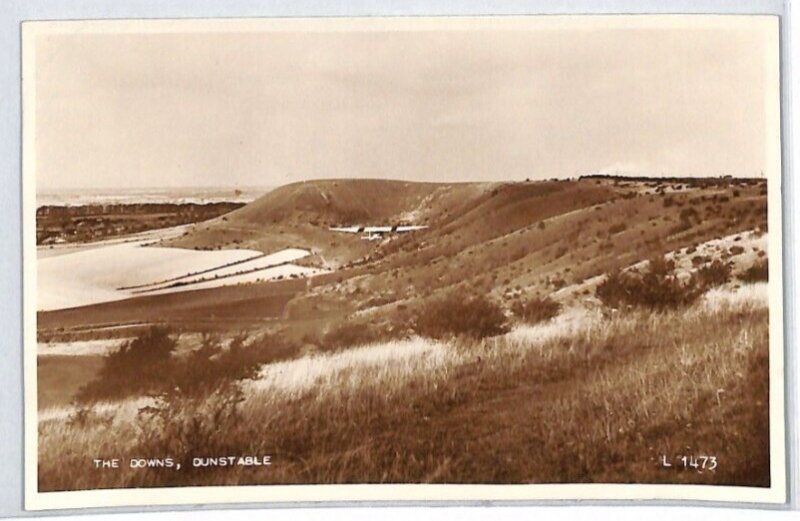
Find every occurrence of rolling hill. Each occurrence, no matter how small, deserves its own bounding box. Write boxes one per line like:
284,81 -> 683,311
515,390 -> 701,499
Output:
161,179 -> 490,265
40,175 -> 768,343
37,174 -> 773,490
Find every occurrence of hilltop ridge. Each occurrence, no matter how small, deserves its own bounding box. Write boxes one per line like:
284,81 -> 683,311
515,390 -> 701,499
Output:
163,178 -> 493,264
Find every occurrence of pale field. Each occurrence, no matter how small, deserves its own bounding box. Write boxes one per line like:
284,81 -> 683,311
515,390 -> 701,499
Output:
145,248 -> 311,287
143,264 -> 325,295
36,240 -> 318,310
141,248 -> 325,294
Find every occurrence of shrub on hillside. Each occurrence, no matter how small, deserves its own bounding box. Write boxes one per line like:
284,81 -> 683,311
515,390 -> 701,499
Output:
595,256 -> 713,310
608,222 -> 627,235
414,291 -> 508,340
78,329 -> 297,402
696,259 -> 732,287
511,295 -> 561,325
170,333 -> 296,396
739,259 -> 769,283
77,327 -> 177,402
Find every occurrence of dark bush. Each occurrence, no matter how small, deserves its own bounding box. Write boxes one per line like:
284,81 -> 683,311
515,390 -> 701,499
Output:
414,291 -> 508,340
668,220 -> 693,235
696,259 -> 732,287
739,259 -> 769,283
78,329 -> 298,402
170,333 -> 296,397
608,222 -> 627,234
595,256 -> 706,310
595,270 -> 635,309
511,296 -> 561,325
77,327 -> 177,402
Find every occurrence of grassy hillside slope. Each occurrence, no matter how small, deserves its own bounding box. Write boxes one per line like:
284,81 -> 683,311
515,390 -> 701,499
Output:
39,176 -> 767,342
38,283 -> 770,490
36,175 -> 773,491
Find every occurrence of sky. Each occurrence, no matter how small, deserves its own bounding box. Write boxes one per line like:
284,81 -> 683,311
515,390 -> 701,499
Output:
30,16 -> 779,190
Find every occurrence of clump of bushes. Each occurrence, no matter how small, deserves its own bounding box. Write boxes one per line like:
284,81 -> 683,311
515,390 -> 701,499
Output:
696,259 -> 732,287
414,291 -> 508,340
511,295 -> 561,325
596,255 -> 729,311
77,327 -> 177,402
77,328 -> 297,402
739,259 -> 769,283
170,333 -> 295,396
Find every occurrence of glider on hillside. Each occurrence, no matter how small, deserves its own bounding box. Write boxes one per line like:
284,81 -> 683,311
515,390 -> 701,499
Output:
328,225 -> 428,240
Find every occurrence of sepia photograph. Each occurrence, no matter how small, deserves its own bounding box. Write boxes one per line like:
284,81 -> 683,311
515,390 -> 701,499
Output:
22,15 -> 785,509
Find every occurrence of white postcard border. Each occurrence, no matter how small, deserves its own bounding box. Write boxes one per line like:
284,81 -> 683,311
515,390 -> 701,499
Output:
21,14 -> 787,511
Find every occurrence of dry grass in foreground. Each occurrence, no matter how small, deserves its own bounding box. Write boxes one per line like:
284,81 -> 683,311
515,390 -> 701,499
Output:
38,284 -> 769,491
